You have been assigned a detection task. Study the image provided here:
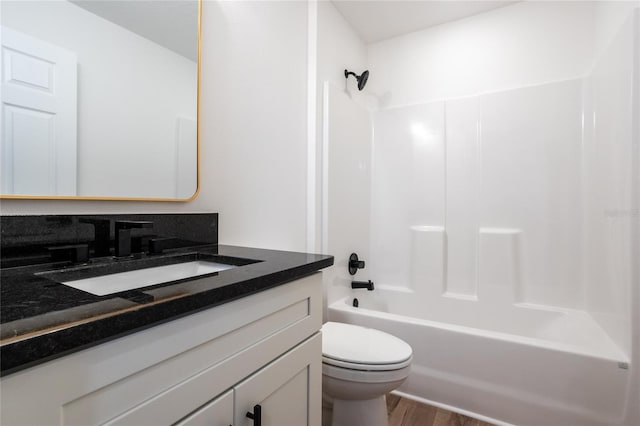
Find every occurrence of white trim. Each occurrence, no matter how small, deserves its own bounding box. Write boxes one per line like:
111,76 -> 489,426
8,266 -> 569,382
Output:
306,0 -> 318,253
321,81 -> 330,253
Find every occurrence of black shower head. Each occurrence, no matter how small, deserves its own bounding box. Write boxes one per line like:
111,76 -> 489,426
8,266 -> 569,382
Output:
344,69 -> 369,91
358,70 -> 369,90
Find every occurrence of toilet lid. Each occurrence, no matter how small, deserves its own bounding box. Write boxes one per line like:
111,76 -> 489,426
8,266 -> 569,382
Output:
321,322 -> 412,369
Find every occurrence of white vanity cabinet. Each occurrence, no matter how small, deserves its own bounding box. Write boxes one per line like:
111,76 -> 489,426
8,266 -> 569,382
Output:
172,332 -> 319,426
0,273 -> 323,426
234,333 -> 320,426
176,389 -> 234,426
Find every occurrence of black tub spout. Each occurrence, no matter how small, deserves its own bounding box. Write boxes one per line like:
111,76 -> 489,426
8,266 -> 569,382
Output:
351,280 -> 374,291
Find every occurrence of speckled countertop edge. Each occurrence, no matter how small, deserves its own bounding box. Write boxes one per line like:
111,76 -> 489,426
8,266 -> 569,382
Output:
0,245 -> 333,376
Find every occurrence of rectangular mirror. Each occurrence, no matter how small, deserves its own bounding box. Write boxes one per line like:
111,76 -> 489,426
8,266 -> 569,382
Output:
1,0 -> 200,201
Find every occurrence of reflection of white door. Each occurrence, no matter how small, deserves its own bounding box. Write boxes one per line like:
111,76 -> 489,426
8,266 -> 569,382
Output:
1,27 -> 77,195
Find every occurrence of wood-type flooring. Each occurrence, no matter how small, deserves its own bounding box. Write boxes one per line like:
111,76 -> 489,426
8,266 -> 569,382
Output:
387,394 -> 496,426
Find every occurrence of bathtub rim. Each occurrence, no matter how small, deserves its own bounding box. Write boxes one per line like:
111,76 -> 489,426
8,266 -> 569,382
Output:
329,296 -> 630,364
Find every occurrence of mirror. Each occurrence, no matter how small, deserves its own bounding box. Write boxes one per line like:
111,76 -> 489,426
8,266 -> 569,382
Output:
0,0 -> 200,201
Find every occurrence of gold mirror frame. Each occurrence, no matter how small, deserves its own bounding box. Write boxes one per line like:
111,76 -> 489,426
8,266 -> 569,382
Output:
1,0 -> 202,202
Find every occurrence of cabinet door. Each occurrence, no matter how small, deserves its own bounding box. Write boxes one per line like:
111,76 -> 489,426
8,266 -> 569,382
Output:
175,389 -> 233,426
235,333 -> 321,426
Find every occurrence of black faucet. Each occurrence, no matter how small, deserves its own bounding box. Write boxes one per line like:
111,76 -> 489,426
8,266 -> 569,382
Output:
148,237 -> 176,255
79,217 -> 111,257
48,244 -> 90,264
351,280 -> 374,291
348,253 -> 366,275
114,220 -> 154,257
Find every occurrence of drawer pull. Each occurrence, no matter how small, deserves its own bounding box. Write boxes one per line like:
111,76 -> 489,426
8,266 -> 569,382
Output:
246,404 -> 262,426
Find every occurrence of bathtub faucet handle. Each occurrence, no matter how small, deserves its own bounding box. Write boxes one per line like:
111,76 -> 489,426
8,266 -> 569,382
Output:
348,253 -> 366,275
352,280 -> 374,291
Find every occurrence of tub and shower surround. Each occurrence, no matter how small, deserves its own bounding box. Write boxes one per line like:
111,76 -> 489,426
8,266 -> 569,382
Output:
324,78 -> 631,424
366,7 -> 637,353
363,3 -> 637,370
370,78 -> 586,315
356,74 -> 633,425
322,7 -> 638,425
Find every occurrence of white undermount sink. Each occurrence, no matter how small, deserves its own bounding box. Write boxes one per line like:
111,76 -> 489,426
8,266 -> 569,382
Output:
56,260 -> 235,296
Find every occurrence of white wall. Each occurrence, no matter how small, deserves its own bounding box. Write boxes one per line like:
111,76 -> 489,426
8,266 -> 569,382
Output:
2,1 -> 197,198
0,0 -> 312,254
584,6 -> 639,425
315,0 -> 368,248
316,1 -> 370,317
316,1 -> 368,106
367,1 -> 596,108
630,11 -> 640,425
202,1 -> 309,251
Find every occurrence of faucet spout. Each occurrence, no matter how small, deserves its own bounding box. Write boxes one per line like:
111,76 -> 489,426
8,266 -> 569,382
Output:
351,280 -> 374,291
79,217 -> 111,257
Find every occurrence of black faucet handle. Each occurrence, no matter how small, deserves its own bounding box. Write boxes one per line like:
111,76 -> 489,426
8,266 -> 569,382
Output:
148,237 -> 176,255
114,221 -> 154,257
48,244 -> 90,264
131,234 -> 159,254
348,253 -> 366,275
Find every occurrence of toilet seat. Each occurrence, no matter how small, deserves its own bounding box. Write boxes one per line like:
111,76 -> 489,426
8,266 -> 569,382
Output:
322,355 -> 411,371
321,322 -> 413,372
322,361 -> 411,384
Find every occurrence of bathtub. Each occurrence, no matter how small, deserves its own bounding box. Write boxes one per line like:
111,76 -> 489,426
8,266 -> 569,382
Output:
327,288 -> 631,426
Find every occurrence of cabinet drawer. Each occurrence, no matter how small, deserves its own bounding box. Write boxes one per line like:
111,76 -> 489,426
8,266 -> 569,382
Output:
174,389 -> 233,426
235,333 -> 322,426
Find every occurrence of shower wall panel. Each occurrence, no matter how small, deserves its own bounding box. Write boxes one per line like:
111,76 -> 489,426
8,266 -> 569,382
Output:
370,79 -> 584,310
444,97 -> 480,298
479,80 -> 584,308
583,11 -> 637,356
369,103 -> 445,288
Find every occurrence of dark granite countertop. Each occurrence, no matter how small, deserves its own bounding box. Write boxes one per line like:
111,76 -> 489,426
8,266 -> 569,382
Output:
0,245 -> 333,376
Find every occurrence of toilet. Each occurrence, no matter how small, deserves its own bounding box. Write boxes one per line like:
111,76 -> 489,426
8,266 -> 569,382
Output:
321,322 -> 413,426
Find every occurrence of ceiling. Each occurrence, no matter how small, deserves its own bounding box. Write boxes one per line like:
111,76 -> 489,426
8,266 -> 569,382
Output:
71,0 -> 198,61
331,0 -> 519,44
71,1 -> 517,60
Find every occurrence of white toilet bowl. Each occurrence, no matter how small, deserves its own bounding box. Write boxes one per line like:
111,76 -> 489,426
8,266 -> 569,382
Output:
321,322 -> 413,426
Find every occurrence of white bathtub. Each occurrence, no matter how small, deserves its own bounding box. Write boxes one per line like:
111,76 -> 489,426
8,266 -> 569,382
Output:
328,289 -> 631,426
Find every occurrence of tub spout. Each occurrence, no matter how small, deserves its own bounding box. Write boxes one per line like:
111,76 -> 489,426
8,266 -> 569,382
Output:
352,280 -> 374,291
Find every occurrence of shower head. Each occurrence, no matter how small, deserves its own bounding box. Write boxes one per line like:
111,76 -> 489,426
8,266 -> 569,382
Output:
344,69 -> 369,91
